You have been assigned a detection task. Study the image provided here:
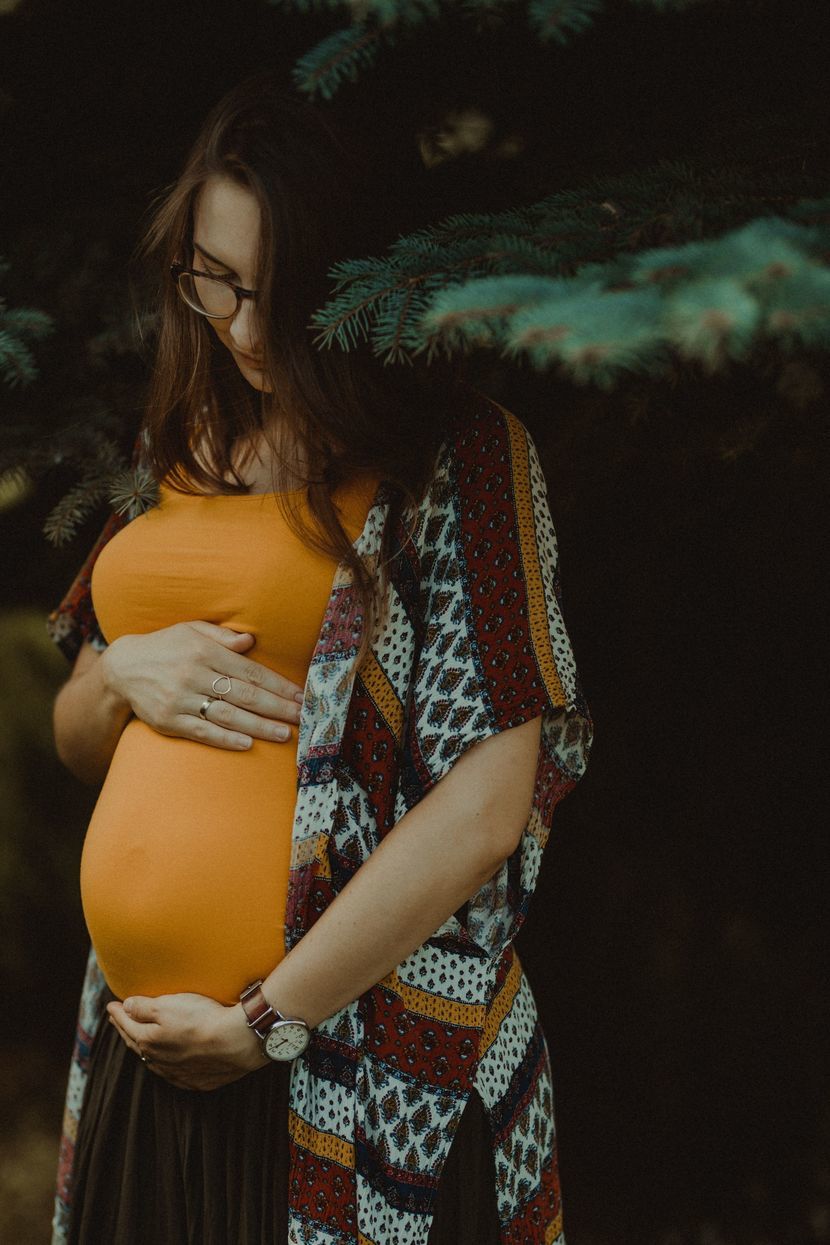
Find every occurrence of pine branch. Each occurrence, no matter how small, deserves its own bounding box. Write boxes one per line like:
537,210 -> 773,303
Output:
290,23 -> 388,100
278,0 -> 707,97
274,0 -> 446,98
42,476 -> 113,546
525,0 -> 603,46
107,464 -> 159,519
306,159 -> 830,381
423,211 -> 830,386
40,432 -> 129,546
0,294 -> 56,388
0,253 -> 55,396
1,307 -> 55,340
0,328 -> 38,388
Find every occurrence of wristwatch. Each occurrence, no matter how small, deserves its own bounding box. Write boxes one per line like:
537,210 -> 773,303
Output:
239,979 -> 312,1062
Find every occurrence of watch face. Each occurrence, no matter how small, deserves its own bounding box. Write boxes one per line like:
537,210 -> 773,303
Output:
263,1020 -> 310,1061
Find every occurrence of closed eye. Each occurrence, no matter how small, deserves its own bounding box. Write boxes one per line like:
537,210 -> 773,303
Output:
188,261 -> 236,283
192,240 -> 237,280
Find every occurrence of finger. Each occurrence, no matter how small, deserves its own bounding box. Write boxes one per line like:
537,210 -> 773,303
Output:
186,622 -> 257,651
108,1014 -> 177,1075
211,650 -> 306,705
108,1013 -> 146,1061
172,711 -> 255,751
107,1001 -> 162,1046
108,1015 -> 220,1089
215,677 -> 304,728
197,696 -> 295,743
120,995 -> 158,1022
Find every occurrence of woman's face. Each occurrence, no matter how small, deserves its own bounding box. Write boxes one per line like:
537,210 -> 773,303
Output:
189,174 -> 273,393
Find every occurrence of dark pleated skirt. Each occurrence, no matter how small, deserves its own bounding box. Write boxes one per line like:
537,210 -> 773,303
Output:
65,987 -> 502,1244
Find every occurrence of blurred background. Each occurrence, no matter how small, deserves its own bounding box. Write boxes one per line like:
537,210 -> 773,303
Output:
1,0 -> 828,1241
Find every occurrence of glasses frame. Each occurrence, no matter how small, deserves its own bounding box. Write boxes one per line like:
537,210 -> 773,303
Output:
169,260 -> 258,319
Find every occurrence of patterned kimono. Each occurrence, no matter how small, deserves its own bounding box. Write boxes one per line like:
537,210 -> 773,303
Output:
46,390 -> 594,1245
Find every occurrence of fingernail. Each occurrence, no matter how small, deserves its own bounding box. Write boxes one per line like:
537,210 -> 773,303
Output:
294,691 -> 304,704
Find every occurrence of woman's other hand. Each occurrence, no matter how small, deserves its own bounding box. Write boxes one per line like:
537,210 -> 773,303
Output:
100,621 -> 305,750
106,992 -> 271,1091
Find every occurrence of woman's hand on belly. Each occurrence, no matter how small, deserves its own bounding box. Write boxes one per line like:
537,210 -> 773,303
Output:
101,620 -> 305,750
106,990 -> 271,1090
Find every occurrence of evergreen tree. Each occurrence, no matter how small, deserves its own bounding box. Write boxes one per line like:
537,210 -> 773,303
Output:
0,0 -> 826,543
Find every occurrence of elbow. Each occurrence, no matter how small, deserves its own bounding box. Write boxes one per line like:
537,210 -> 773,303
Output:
494,809 -> 530,864
467,788 -> 531,872
436,718 -> 543,870
52,690 -> 103,787
56,748 -> 105,789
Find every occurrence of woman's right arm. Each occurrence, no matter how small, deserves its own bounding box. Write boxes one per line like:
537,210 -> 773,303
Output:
53,622 -> 307,787
53,639 -> 133,786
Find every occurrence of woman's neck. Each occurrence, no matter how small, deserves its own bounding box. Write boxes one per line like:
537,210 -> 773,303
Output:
193,422 -> 313,494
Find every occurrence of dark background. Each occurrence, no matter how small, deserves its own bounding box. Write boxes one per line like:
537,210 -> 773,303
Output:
1,0 -> 827,1241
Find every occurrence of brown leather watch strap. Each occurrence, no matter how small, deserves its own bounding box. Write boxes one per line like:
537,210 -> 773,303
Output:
240,979 -> 279,1037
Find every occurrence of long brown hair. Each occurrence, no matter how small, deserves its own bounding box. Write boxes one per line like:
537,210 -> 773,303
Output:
129,70 -> 467,676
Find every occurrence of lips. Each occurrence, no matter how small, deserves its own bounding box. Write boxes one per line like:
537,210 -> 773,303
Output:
234,349 -> 263,366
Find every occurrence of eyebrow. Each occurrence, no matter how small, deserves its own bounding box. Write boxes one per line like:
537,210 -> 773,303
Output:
192,241 -> 238,275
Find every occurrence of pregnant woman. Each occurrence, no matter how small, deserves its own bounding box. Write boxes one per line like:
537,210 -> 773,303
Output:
48,72 -> 593,1244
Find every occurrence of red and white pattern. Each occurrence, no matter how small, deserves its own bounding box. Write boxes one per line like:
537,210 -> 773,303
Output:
47,390 -> 594,1244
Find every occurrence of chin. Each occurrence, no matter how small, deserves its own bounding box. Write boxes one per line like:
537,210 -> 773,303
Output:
236,362 -> 273,392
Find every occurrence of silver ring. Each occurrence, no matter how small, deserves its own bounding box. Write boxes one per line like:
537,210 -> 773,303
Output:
212,674 -> 232,698
198,696 -> 216,720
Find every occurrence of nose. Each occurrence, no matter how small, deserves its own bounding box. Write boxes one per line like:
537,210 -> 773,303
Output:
228,298 -> 262,358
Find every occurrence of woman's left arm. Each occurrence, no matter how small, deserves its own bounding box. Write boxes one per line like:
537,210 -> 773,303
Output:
108,714 -> 542,1089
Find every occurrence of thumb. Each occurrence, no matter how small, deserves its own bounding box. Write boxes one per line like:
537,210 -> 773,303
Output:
187,621 -> 255,649
122,995 -> 152,1019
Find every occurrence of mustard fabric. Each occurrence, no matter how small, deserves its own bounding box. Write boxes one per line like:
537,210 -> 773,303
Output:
81,474 -> 378,1005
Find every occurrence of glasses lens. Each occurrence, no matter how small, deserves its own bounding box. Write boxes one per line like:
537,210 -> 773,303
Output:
177,272 -> 237,318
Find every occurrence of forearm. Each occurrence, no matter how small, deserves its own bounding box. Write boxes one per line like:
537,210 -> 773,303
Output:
110,721 -> 540,1085
254,791 -> 509,1031
111,796 -> 511,1088
53,643 -> 133,786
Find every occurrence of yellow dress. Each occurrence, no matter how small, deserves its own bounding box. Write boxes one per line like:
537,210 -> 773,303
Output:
80,473 -> 378,1005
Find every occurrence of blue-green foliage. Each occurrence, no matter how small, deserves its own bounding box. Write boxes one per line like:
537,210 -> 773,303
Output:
526,0 -> 603,46
230,7 -> 830,390
107,464 -> 160,521
0,257 -> 56,390
277,0 -> 703,98
272,0 -> 447,99
307,171 -> 830,388
290,24 -> 382,101
40,435 -> 126,546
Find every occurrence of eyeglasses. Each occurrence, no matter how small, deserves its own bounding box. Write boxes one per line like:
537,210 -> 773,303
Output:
170,259 -> 259,319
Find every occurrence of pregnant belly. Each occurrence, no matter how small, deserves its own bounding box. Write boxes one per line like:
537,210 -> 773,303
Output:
80,719 -> 297,1005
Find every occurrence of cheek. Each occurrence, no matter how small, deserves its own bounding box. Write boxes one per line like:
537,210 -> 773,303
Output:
244,373 -> 273,393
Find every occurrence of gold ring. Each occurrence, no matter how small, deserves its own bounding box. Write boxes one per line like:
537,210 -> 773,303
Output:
212,674 -> 232,698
